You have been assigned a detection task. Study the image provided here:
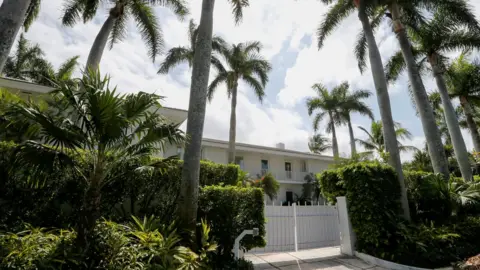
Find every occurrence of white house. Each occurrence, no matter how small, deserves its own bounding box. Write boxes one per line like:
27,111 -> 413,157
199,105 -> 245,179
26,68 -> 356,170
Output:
1,76 -> 335,204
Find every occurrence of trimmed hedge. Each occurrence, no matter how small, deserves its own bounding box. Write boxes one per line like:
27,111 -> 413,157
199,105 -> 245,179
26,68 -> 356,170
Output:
341,162 -> 402,255
316,170 -> 345,204
199,186 -> 266,256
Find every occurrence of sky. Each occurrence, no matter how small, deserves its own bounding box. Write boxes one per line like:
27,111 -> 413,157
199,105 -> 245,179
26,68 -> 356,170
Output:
9,0 -> 480,161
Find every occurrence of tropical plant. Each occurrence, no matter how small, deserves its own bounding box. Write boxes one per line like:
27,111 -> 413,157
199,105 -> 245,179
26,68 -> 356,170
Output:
3,71 -> 185,246
61,0 -> 189,70
2,34 -> 80,86
178,0 -> 251,230
0,0 -> 41,73
336,82 -> 374,156
247,173 -> 279,201
405,150 -> 433,172
356,120 -> 417,158
316,0 -> 411,219
306,82 -> 345,158
158,19 -> 226,74
447,54 -> 480,154
207,41 -> 271,163
428,92 -> 451,144
308,133 -> 332,154
385,12 -> 480,182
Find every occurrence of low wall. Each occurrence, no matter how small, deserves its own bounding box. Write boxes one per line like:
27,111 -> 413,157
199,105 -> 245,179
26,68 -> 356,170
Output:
355,251 -> 453,270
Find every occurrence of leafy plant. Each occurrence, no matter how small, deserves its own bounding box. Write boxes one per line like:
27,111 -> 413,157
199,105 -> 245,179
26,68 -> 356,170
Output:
247,172 -> 279,201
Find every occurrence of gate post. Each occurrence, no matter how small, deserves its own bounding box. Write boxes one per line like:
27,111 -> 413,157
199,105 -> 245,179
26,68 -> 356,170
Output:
337,197 -> 356,256
293,203 -> 298,251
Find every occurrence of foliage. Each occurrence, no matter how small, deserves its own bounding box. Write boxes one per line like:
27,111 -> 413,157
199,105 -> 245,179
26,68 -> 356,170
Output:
198,186 -> 266,257
317,169 -> 345,204
0,217 -> 217,269
341,162 -> 403,256
308,133 -> 332,154
247,172 -> 279,201
301,173 -> 321,204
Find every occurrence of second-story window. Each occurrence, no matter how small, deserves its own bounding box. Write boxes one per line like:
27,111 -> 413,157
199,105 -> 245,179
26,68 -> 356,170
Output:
261,159 -> 269,175
235,156 -> 244,170
301,160 -> 307,172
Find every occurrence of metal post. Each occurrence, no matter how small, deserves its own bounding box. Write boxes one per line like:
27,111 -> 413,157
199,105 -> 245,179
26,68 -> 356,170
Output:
234,228 -> 259,259
293,202 -> 298,252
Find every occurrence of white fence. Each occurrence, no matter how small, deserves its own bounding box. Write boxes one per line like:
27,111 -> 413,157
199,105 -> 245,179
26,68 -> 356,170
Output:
250,203 -> 340,253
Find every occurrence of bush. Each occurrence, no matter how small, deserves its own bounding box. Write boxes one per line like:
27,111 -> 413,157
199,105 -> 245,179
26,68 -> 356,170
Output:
341,162 -> 402,256
198,186 -> 266,257
404,171 -> 452,223
0,218 -> 217,269
317,170 -> 345,204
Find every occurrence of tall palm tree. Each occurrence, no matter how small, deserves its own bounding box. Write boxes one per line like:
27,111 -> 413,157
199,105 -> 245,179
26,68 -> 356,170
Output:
0,0 -> 41,73
385,13 -> 480,181
428,92 -> 451,145
317,0 -> 411,219
308,133 -> 332,154
178,0 -> 250,230
356,120 -> 417,158
336,83 -> 374,156
2,34 -> 80,87
207,41 -> 271,163
447,54 -> 480,154
306,83 -> 344,159
158,19 -> 226,74
61,0 -> 189,71
3,71 -> 185,246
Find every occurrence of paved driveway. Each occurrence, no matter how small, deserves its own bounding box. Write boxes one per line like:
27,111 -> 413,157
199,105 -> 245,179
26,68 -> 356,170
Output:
245,247 -> 387,270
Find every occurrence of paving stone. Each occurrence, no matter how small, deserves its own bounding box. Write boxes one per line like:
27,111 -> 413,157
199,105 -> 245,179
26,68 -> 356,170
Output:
257,253 -> 301,267
335,258 -> 374,269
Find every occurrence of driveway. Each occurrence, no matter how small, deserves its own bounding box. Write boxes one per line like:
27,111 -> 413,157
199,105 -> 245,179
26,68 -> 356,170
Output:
245,247 -> 387,270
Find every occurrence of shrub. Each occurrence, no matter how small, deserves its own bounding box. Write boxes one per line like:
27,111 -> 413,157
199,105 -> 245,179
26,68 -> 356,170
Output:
341,162 -> 402,256
198,186 -> 266,257
317,170 -> 345,204
247,172 -> 279,201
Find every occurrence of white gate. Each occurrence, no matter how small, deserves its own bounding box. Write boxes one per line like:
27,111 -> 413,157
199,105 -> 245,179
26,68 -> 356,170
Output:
250,203 -> 340,253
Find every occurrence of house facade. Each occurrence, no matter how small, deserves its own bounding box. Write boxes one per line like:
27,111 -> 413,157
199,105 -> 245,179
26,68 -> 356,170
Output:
163,139 -> 334,204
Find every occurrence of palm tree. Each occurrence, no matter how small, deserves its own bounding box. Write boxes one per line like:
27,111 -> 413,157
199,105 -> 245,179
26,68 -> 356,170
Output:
317,0 -> 411,219
207,41 -> 271,163
336,83 -> 374,156
428,92 -> 451,144
2,34 -> 80,87
356,120 -> 417,158
306,83 -> 344,159
3,71 -> 185,246
61,0 -> 189,71
385,12 -> 479,181
447,54 -> 480,154
406,149 -> 433,172
0,0 -> 41,73
2,34 -> 48,81
158,19 -> 226,74
178,0 -> 250,230
308,133 -> 332,154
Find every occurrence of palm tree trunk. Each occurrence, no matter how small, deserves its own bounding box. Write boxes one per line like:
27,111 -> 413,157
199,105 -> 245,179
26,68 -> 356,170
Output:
460,96 -> 480,153
329,112 -> 340,158
86,11 -> 118,71
429,53 -> 472,181
227,81 -> 238,163
389,2 -> 450,180
0,0 -> 31,73
357,0 -> 410,220
346,115 -> 357,157
177,0 -> 215,230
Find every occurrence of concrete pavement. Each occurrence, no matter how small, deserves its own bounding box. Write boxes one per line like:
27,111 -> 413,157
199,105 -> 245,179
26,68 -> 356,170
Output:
245,247 -> 388,270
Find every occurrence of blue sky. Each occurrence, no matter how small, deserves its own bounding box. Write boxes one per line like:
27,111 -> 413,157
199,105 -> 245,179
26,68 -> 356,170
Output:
10,0 -> 480,160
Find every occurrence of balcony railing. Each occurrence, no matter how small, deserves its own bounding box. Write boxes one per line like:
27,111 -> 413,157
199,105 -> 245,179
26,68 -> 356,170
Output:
254,170 -> 311,183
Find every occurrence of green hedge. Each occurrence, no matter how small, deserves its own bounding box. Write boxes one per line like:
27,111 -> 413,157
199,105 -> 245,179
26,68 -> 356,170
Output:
316,170 -> 345,204
199,186 -> 266,255
341,162 -> 402,255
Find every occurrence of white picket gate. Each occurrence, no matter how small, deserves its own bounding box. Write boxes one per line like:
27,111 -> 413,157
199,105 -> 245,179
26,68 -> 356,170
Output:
250,203 -> 340,253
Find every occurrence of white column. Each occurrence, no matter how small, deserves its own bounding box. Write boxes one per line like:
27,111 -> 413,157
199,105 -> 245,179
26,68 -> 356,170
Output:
337,196 -> 356,256
293,203 -> 298,251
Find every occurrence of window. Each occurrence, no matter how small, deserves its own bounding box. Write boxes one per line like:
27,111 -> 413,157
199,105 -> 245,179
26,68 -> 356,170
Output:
177,146 -> 182,159
235,156 -> 245,169
301,160 -> 307,172
286,191 -> 294,205
200,147 -> 205,160
285,162 -> 292,179
261,159 -> 269,175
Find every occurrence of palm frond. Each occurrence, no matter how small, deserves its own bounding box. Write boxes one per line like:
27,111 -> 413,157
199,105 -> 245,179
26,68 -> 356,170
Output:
61,0 -> 84,26
130,0 -> 164,62
312,111 -> 327,132
109,11 -> 129,49
157,47 -> 193,74
385,50 -> 407,83
228,0 -> 249,25
82,0 -> 100,23
243,75 -> 264,103
150,0 -> 189,20
57,56 -> 80,81
354,7 -> 386,73
207,72 -> 228,102
23,0 -> 41,31
317,0 -> 355,49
